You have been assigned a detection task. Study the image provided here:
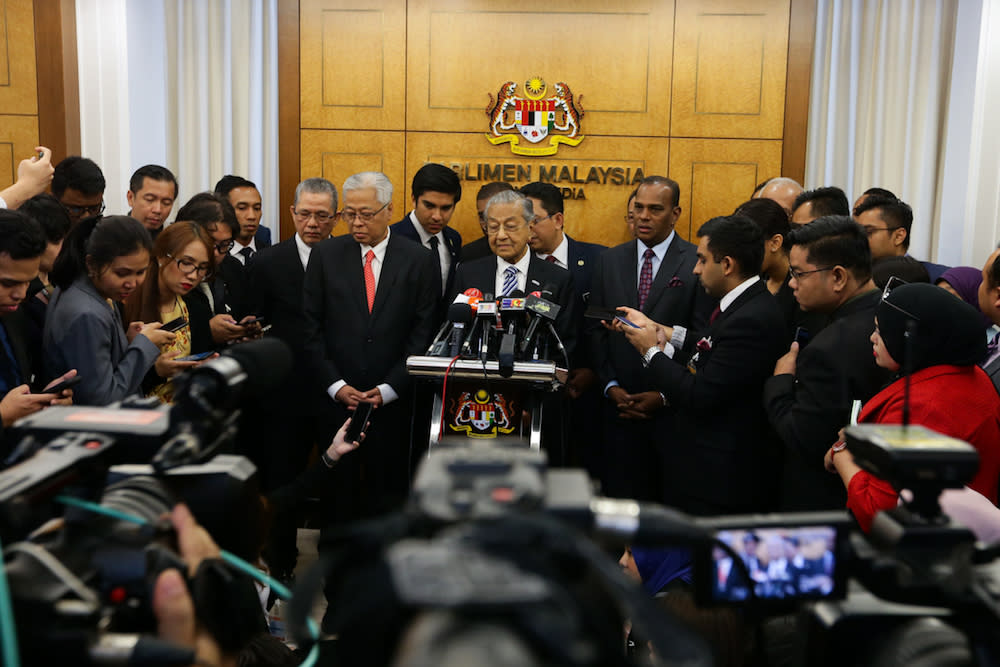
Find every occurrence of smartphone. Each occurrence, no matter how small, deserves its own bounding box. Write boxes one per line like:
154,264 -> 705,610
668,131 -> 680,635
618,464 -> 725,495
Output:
793,326 -> 810,346
161,316 -> 188,333
41,375 -> 82,394
584,305 -> 620,321
241,316 -> 265,326
175,351 -> 214,362
345,401 -> 374,443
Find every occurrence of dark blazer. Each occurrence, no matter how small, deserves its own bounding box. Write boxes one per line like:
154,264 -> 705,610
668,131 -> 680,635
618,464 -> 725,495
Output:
589,237 -> 715,394
983,354 -> 1000,395
184,256 -> 250,354
763,289 -> 893,511
0,310 -> 32,394
246,238 -> 317,414
303,232 -> 439,396
255,226 -> 272,250
646,280 -> 787,515
564,234 -> 606,302
449,253 -> 578,361
461,235 -> 493,263
391,215 -> 461,298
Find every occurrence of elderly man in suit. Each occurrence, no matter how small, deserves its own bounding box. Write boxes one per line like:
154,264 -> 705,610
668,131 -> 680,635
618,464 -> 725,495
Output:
615,215 -> 787,514
245,176 -> 337,579
589,175 -> 715,501
978,246 -> 1000,392
390,163 -> 463,311
304,171 -> 438,519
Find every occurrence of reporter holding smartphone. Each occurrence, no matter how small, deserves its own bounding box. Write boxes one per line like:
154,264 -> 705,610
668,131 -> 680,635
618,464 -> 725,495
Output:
124,222 -> 217,403
44,216 -> 173,406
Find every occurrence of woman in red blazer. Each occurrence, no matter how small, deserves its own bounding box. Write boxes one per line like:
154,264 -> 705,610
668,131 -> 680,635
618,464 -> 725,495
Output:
824,282 -> 1000,531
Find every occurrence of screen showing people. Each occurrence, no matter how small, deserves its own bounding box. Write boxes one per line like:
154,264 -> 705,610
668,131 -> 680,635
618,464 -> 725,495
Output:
710,526 -> 837,601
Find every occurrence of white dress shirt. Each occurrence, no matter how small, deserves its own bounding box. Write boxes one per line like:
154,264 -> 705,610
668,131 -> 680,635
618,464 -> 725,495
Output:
408,210 -> 449,293
536,233 -> 568,269
231,237 -> 259,265
494,249 -> 533,296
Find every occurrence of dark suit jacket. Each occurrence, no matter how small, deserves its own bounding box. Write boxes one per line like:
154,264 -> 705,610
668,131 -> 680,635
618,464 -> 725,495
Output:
391,215 -> 461,298
246,238 -> 318,414
763,289 -> 892,511
589,237 -> 715,395
0,311 -> 32,394
303,233 -> 438,396
461,236 -> 493,263
449,253 -> 578,361
255,226 -> 272,249
646,280 -> 787,514
983,354 -> 1000,395
564,235 -> 606,302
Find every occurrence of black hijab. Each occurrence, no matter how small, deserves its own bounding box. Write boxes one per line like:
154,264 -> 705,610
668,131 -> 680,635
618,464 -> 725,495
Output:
877,282 -> 986,371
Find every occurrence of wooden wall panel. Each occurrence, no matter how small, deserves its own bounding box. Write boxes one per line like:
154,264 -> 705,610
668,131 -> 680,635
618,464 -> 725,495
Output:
300,129 -> 406,236
671,0 -> 789,139
668,138 -> 782,240
407,133 -> 668,249
406,0 -> 674,137
0,1 -> 38,115
0,116 -> 41,187
299,0 -> 406,130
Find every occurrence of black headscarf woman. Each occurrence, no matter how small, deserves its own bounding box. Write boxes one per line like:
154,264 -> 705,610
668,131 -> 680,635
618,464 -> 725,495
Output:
875,282 -> 986,373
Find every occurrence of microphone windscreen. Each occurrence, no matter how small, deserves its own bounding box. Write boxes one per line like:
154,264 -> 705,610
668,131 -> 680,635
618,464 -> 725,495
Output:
447,302 -> 474,324
223,338 -> 294,398
463,287 -> 484,299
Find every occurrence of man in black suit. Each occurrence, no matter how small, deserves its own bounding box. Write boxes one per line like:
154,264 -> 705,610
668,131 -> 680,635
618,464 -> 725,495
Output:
304,171 -> 438,519
763,216 -> 891,511
449,189 -> 577,353
588,175 -> 714,501
615,215 -> 787,514
977,247 -> 1000,392
245,177 -> 338,577
520,181 -> 605,470
390,163 -> 463,309
215,175 -> 272,264
462,181 -> 515,263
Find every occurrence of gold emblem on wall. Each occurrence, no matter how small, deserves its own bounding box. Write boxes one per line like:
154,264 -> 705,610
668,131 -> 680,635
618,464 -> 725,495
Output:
485,77 -> 585,156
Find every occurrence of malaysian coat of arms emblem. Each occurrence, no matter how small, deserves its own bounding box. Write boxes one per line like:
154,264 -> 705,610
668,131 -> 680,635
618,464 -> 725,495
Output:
486,77 -> 585,156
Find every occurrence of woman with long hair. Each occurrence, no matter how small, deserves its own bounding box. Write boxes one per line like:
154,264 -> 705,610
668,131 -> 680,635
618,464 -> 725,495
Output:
825,282 -> 1000,531
124,221 -> 216,402
44,215 -> 174,406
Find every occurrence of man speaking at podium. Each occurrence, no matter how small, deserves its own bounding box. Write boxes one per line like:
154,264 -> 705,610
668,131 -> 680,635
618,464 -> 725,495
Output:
448,189 -> 576,359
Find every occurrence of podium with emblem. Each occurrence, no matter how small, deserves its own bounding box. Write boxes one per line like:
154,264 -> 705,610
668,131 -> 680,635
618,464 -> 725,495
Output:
406,356 -> 567,450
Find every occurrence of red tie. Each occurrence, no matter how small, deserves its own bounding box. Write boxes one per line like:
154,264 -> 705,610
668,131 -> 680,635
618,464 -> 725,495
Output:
545,255 -> 557,264
364,249 -> 376,312
709,306 -> 721,324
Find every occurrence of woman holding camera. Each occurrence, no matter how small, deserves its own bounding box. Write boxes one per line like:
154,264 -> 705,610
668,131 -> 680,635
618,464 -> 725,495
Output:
123,222 -> 217,403
44,215 -> 174,406
825,282 -> 1000,531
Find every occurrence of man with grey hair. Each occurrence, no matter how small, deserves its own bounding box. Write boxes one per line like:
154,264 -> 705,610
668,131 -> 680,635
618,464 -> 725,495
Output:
304,171 -> 439,520
245,175 -> 338,580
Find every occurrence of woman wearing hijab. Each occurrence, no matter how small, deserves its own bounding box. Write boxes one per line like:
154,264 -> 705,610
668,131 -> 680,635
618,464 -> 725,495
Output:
824,282 -> 1000,531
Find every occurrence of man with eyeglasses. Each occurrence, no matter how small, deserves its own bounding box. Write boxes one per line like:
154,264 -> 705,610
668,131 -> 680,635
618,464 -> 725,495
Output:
763,215 -> 891,512
390,164 -> 463,310
852,194 -> 949,282
52,156 -> 105,226
243,177 -> 337,580
461,181 -> 514,262
588,175 -> 712,503
303,171 -> 438,522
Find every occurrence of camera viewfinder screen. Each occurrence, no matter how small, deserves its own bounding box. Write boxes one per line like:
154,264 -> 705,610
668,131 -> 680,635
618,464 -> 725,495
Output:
711,526 -> 838,602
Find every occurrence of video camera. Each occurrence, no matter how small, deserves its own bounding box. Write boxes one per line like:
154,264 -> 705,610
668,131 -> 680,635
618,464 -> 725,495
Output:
290,423 -> 1000,666
0,338 -> 292,666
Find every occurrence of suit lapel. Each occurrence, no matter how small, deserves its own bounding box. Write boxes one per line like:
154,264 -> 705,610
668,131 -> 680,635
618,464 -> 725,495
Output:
342,240 -> 368,319
623,242 -> 639,309
642,238 -> 686,314
370,236 -> 400,319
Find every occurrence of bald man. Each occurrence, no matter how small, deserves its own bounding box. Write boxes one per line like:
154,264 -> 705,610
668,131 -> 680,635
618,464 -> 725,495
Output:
754,177 -> 804,218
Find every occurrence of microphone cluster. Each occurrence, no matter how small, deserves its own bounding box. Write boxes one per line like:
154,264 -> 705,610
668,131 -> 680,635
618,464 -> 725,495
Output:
425,286 -> 567,375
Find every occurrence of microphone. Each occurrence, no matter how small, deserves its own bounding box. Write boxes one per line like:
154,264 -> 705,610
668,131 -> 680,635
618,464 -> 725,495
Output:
520,286 -> 562,357
470,291 -> 496,360
447,302 -> 475,357
426,289 -> 483,355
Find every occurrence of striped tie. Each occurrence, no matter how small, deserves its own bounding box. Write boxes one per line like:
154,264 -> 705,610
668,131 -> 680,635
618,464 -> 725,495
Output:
502,265 -> 518,296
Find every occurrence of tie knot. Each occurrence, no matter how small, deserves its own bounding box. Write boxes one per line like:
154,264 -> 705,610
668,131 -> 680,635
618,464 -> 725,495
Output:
643,248 -> 655,261
428,235 -> 439,248
365,249 -> 375,263
545,255 -> 557,264
505,265 -> 517,276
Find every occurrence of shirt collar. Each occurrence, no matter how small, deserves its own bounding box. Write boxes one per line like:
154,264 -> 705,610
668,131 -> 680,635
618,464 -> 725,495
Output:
293,233 -> 312,270
720,275 -> 761,312
361,227 -> 391,261
499,247 -> 533,276
637,231 -> 675,260
538,234 -> 568,267
232,237 -> 257,254
408,210 -> 440,246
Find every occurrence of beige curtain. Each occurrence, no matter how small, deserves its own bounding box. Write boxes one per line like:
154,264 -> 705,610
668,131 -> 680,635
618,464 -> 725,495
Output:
805,0 -> 958,263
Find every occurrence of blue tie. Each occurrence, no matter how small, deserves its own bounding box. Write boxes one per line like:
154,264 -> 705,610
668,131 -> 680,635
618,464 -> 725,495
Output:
502,266 -> 518,296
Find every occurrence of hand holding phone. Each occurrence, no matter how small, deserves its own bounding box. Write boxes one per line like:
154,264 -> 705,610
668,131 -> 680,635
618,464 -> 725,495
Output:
161,316 -> 188,333
345,401 -> 374,443
175,351 -> 214,362
42,375 -> 82,395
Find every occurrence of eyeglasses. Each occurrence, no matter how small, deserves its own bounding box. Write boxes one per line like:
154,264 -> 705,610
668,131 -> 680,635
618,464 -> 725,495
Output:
64,201 -> 106,218
880,275 -> 921,322
529,215 -> 552,227
340,202 -> 388,223
486,220 -> 528,235
166,253 -> 211,278
862,225 -> 898,237
214,239 -> 235,254
293,208 -> 336,223
788,266 -> 834,280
